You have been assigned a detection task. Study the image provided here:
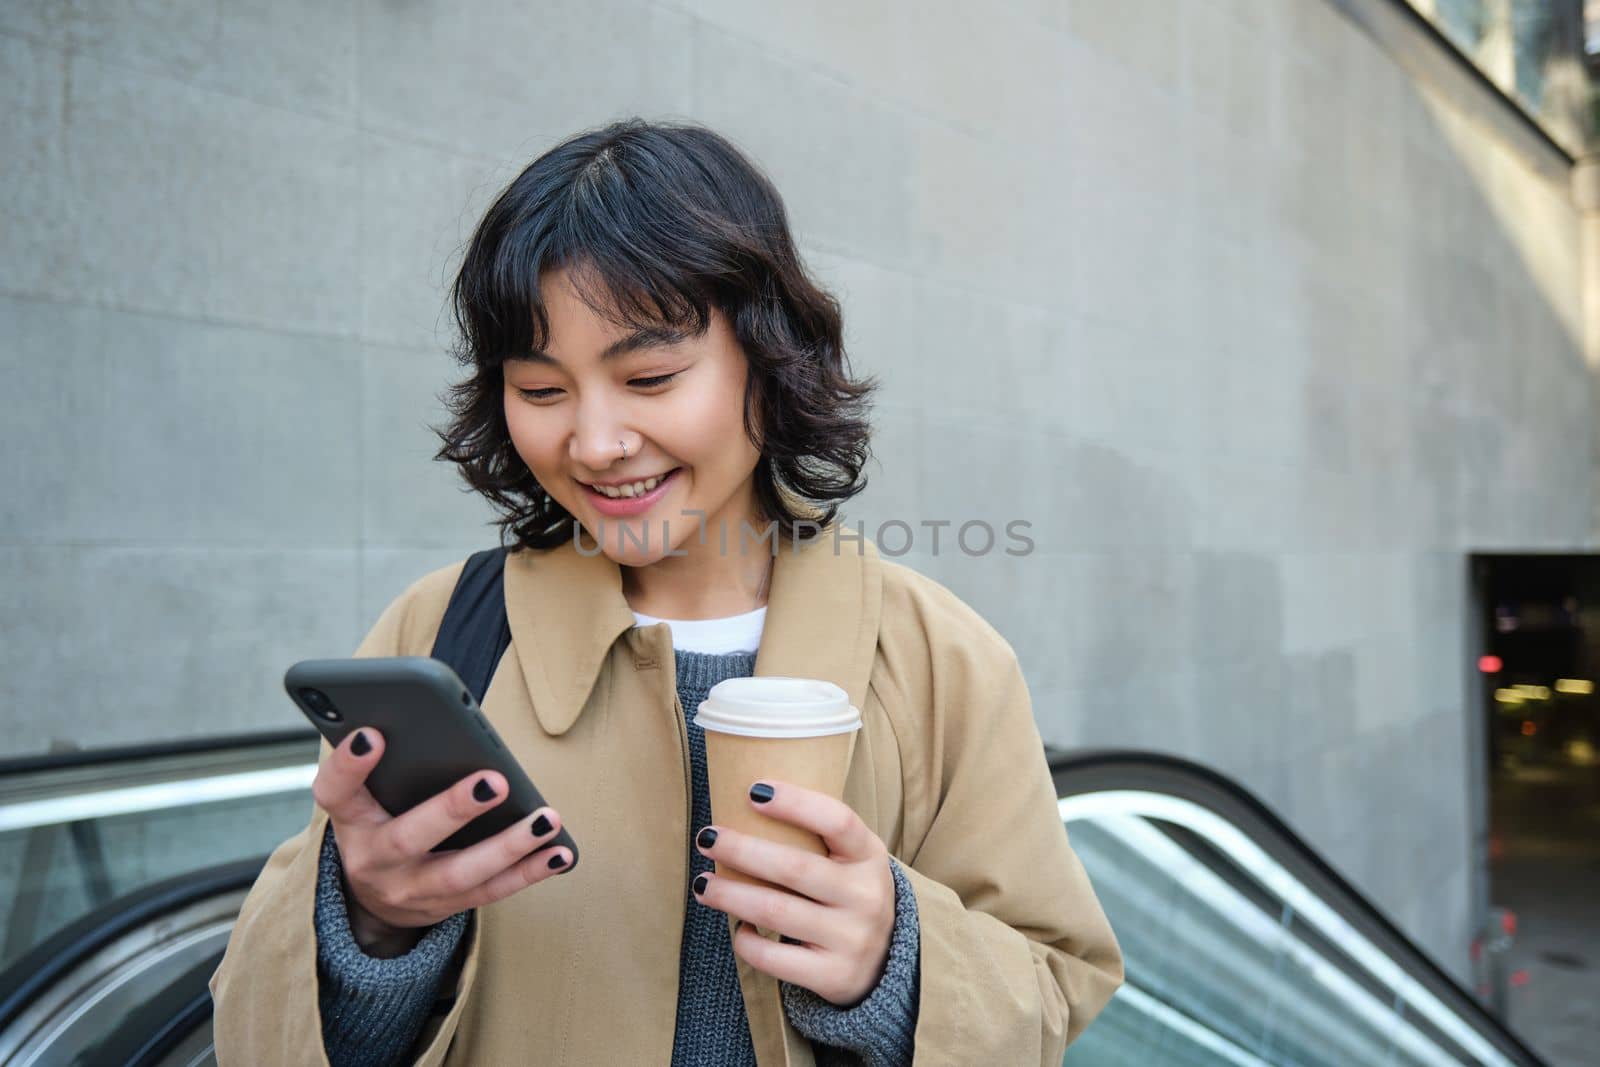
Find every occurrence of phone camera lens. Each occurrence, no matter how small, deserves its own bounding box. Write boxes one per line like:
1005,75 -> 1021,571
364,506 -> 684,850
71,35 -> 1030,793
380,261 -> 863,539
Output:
299,687 -> 342,723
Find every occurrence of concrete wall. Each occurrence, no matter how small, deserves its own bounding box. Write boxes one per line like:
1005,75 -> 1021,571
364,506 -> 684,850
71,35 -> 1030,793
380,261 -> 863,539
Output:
2,1 -> 1593,979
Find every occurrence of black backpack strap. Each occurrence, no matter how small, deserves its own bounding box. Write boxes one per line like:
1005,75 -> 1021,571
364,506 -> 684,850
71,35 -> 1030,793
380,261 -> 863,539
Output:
428,547 -> 513,704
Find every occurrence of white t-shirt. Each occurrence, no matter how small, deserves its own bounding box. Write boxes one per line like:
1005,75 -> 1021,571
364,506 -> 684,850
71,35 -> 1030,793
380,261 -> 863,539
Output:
630,605 -> 766,654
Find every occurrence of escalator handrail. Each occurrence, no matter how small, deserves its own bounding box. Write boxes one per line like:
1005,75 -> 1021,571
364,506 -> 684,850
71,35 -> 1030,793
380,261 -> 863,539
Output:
0,729 -> 318,779
0,856 -> 266,1032
1047,747 -> 1546,1067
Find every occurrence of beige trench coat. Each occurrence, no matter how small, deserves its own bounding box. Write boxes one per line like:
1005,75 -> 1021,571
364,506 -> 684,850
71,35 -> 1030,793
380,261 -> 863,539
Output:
209,525 -> 1124,1065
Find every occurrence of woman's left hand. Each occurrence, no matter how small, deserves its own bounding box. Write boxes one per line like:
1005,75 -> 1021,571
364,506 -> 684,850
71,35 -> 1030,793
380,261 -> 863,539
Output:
692,779 -> 895,1007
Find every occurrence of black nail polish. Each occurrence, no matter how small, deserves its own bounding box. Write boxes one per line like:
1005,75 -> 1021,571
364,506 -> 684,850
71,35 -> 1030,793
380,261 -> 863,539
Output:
697,827 -> 718,849
349,730 -> 371,757
693,873 -> 709,895
548,853 -> 567,870
750,782 -> 774,803
473,778 -> 497,803
531,814 -> 552,836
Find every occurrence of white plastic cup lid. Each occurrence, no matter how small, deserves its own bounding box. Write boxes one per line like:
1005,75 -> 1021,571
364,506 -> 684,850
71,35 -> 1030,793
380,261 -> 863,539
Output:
694,676 -> 862,739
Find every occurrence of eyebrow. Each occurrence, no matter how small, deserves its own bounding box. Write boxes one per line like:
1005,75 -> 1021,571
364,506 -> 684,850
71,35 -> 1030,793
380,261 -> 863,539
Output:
513,325 -> 690,366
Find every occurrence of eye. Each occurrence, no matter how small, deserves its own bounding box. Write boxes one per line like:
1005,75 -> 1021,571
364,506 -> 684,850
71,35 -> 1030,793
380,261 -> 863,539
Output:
513,371 -> 677,404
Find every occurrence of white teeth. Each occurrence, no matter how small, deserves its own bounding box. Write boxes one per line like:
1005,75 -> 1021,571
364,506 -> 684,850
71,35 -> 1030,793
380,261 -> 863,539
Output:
591,471 -> 670,499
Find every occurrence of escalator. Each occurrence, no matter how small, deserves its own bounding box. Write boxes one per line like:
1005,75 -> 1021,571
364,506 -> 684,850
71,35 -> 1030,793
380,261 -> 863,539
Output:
1051,752 -> 1544,1066
0,736 -> 1547,1066
0,733 -> 314,1066
0,860 -> 259,1066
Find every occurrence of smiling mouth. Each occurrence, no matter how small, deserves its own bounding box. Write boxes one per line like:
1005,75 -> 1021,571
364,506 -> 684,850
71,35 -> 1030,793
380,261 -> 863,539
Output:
579,467 -> 682,500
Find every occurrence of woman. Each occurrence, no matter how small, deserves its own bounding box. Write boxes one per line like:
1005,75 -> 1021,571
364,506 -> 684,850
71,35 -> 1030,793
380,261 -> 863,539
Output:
209,118 -> 1122,1066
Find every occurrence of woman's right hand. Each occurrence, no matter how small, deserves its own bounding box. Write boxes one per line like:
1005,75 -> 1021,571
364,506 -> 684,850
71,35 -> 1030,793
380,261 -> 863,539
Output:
312,727 -> 572,956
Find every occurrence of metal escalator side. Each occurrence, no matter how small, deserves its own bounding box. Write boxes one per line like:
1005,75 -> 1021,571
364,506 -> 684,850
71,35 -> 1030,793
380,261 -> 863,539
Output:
0,860 -> 261,1066
1052,749 -> 1546,1067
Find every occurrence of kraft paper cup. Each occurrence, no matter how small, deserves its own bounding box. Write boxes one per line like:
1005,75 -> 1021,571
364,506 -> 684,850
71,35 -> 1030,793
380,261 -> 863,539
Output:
694,677 -> 862,903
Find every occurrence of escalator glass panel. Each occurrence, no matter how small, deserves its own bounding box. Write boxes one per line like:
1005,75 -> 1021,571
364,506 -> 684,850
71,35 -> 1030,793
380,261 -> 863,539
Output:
0,735 -> 318,970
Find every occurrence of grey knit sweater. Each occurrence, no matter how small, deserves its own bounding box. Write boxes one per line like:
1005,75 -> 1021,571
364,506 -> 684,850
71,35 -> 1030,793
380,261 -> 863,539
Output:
314,649 -> 920,1066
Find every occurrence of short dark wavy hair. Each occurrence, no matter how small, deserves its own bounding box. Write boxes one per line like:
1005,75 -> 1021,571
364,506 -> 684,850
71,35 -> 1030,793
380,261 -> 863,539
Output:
433,118 -> 877,552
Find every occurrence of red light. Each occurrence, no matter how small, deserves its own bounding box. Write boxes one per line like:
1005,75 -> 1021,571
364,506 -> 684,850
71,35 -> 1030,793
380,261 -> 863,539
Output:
1510,969 -> 1531,987
1479,655 -> 1503,673
1521,721 -> 1537,737
1502,912 -> 1518,937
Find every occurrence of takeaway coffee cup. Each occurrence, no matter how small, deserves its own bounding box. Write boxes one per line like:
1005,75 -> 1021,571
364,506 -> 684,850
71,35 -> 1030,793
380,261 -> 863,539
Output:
694,677 -> 862,894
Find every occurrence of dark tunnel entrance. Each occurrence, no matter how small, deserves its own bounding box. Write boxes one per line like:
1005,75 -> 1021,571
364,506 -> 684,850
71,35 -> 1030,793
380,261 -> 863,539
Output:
1470,554 -> 1600,1052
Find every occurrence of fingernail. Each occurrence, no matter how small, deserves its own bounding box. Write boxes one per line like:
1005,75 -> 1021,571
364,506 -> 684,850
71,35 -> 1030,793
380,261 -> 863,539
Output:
750,782 -> 774,803
693,873 -> 709,895
349,730 -> 371,757
531,814 -> 552,836
473,778 -> 497,803
696,827 -> 718,849
548,853 -> 567,870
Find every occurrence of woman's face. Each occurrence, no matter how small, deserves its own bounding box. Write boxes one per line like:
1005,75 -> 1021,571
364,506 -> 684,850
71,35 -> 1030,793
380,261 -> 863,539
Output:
502,266 -> 763,568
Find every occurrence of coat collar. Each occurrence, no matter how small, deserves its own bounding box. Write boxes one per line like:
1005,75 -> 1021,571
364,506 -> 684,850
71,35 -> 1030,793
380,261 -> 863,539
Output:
502,522 -> 882,737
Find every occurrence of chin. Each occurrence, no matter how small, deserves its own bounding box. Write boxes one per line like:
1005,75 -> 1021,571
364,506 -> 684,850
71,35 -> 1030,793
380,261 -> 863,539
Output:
602,544 -> 666,569
578,517 -> 693,566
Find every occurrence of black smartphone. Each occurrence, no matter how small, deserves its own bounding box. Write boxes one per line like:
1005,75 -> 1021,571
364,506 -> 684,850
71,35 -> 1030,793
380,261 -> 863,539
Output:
285,656 -> 578,863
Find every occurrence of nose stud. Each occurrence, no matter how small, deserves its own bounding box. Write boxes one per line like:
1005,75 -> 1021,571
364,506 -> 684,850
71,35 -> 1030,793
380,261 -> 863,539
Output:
619,439 -> 628,460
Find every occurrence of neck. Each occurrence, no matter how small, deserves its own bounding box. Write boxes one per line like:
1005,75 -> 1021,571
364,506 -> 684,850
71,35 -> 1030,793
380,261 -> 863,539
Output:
621,538 -> 774,621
